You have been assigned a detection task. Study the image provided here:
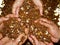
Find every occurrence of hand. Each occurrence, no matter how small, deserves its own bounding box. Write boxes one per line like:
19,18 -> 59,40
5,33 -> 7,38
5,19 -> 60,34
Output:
0,14 -> 20,30
0,33 -> 27,45
36,18 -> 60,43
32,0 -> 43,15
0,14 -> 27,45
29,18 -> 60,45
12,0 -> 24,15
28,35 -> 53,45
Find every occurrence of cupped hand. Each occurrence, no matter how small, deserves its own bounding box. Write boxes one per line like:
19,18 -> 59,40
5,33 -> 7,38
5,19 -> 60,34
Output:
0,14 -> 27,45
28,35 -> 53,45
30,18 -> 60,45
35,18 -> 60,43
32,0 -> 43,15
12,0 -> 24,15
0,33 -> 27,45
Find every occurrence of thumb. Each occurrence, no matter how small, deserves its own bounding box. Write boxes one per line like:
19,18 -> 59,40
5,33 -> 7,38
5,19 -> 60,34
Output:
14,33 -> 27,45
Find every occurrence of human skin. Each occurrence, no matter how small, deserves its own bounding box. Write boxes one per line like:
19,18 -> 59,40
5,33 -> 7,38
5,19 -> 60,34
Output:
32,0 -> 43,15
12,0 -> 43,16
12,0 -> 24,16
0,14 -> 27,45
0,0 -> 26,45
0,0 -> 60,45
28,18 -> 60,45
0,34 -> 27,45
12,0 -> 60,41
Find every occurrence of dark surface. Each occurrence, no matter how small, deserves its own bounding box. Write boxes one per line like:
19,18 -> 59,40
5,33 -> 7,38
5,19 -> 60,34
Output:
23,39 -> 32,45
54,40 -> 60,45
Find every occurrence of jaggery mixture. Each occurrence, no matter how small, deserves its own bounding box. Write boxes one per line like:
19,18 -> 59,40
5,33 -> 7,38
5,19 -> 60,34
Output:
19,0 -> 51,42
0,17 -> 26,39
0,0 -> 60,45
0,0 -> 51,42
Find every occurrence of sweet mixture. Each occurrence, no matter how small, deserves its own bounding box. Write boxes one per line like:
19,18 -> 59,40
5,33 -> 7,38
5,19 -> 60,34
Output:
0,0 -> 59,45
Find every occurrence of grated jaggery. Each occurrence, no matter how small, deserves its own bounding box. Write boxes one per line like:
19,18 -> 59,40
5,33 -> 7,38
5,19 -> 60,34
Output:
0,17 -> 26,39
0,0 -> 52,43
19,0 -> 51,42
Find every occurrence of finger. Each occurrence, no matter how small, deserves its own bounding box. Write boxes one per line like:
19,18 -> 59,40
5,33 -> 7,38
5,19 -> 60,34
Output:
5,14 -> 15,18
5,40 -> 13,45
0,37 -> 10,45
30,35 -> 53,45
48,43 -> 54,45
32,0 -> 43,15
40,18 -> 53,24
0,23 -> 4,30
31,35 -> 47,45
51,36 -> 59,43
14,33 -> 27,45
28,37 -> 34,45
39,20 -> 52,28
39,19 -> 59,43
14,6 -> 19,16
0,17 -> 9,23
39,42 -> 46,45
18,35 -> 27,45
12,0 -> 24,15
5,14 -> 19,18
1,17 -> 9,21
40,18 -> 57,28
25,28 -> 29,35
44,42 -> 54,45
31,35 -> 39,45
39,21 -> 59,38
0,33 -> 2,39
31,35 -> 40,45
